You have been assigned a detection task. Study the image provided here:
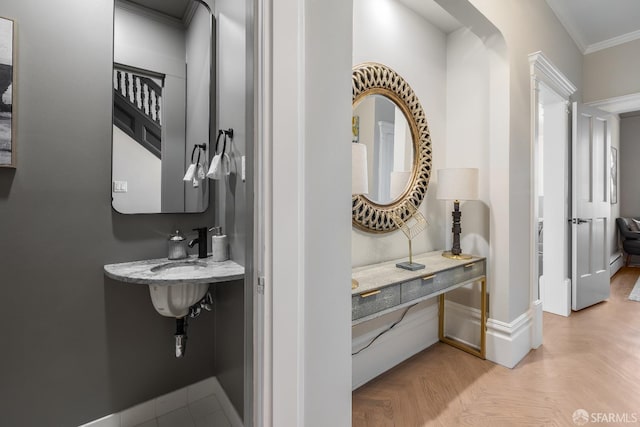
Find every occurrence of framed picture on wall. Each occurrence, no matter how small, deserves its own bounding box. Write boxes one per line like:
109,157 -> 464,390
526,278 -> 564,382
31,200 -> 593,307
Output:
611,146 -> 618,204
0,16 -> 15,168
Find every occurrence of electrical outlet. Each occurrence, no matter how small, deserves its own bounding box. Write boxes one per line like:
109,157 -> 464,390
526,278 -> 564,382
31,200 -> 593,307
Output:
112,181 -> 128,193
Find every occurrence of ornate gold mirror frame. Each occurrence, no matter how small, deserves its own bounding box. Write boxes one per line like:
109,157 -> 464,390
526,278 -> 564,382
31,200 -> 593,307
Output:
352,62 -> 433,233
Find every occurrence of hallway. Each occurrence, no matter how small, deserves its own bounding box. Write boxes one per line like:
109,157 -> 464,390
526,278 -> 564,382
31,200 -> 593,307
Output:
352,268 -> 640,426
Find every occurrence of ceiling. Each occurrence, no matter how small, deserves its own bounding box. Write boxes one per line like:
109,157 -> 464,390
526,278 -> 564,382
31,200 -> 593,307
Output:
397,0 -> 640,55
395,0 -> 462,34
128,0 -> 192,20
543,0 -> 640,54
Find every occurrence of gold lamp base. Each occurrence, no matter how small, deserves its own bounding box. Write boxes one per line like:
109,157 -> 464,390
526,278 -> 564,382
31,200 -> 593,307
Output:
442,251 -> 473,260
352,278 -> 359,289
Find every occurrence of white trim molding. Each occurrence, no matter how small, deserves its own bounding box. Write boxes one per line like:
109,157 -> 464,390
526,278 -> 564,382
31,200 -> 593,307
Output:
485,309 -> 536,369
529,51 -> 577,100
587,92 -> 640,114
610,251 -> 624,278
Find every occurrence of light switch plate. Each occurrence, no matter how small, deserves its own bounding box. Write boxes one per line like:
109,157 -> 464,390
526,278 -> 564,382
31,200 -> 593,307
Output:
241,155 -> 246,182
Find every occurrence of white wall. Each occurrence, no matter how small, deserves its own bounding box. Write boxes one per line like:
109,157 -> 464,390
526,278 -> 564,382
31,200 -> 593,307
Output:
584,39 -> 640,103
351,0 -> 446,386
351,0 -> 494,386
269,0 -> 353,425
458,0 -> 583,322
352,0 -> 447,267
268,0 -> 595,423
445,28 -> 490,257
112,125 -> 161,212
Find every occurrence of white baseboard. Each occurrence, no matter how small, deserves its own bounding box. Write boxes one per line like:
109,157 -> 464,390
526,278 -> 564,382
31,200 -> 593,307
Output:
352,302 -> 439,390
485,310 -> 535,368
531,299 -> 543,349
611,251 -> 623,277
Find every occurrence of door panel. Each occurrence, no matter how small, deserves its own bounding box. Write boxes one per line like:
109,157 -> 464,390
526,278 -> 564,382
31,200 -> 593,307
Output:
571,103 -> 611,311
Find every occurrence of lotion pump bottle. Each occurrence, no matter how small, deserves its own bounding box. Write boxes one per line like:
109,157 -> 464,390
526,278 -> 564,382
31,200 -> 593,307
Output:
211,226 -> 228,262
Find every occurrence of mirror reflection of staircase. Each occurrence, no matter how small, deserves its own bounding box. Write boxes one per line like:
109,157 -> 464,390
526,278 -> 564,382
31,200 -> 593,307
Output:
113,66 -> 163,159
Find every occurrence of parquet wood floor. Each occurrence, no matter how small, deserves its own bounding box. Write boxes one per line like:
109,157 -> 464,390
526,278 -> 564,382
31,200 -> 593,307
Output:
352,267 -> 640,426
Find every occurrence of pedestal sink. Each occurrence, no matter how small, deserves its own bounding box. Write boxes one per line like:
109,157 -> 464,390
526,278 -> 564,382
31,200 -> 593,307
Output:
104,256 -> 244,318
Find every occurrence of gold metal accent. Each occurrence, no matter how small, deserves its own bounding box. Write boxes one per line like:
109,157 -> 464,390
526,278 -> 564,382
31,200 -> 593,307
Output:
360,290 -> 381,298
351,63 -> 433,233
441,251 -> 473,260
352,278 -> 359,290
391,206 -> 427,266
464,263 -> 476,268
438,277 -> 487,359
422,274 -> 436,281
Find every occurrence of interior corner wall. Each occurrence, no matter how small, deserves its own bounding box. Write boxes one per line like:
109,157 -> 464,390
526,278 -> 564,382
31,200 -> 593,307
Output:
0,1 -> 220,426
584,39 -> 640,103
352,0 -> 447,268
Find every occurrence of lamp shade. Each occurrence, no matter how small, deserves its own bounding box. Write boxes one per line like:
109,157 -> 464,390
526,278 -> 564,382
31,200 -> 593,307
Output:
352,142 -> 369,195
436,168 -> 478,201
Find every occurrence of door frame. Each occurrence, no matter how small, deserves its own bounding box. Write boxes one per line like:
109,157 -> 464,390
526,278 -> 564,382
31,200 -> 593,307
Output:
528,52 -> 576,341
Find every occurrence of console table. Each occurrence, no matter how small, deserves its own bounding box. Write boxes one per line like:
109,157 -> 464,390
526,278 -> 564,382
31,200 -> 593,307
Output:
351,251 -> 487,359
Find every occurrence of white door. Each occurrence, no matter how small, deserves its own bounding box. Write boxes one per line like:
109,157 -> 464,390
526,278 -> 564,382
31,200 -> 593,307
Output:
571,102 -> 611,310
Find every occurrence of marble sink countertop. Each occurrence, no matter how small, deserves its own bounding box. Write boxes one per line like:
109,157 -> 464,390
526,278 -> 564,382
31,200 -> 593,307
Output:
352,251 -> 485,295
104,255 -> 245,286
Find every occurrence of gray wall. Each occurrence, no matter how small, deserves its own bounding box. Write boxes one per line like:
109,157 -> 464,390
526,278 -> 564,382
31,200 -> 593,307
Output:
0,1 -> 235,425
620,113 -> 640,217
213,0 -> 251,417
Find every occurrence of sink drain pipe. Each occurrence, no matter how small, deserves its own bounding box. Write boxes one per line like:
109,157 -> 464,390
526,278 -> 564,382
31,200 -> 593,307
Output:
175,317 -> 188,358
173,291 -> 214,358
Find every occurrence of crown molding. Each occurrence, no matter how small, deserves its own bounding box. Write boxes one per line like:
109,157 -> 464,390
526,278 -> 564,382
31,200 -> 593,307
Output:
585,29 -> 640,54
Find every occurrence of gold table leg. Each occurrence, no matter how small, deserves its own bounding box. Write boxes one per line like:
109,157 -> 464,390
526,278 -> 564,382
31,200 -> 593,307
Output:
438,277 -> 486,359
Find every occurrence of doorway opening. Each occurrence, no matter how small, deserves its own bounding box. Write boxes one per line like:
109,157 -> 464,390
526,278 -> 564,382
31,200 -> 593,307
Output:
530,52 -> 576,322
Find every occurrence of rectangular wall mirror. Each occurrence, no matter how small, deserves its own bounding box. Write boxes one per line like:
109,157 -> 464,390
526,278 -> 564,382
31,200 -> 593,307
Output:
112,0 -> 214,214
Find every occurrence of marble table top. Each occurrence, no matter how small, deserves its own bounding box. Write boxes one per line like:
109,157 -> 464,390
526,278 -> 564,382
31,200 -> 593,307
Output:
352,251 -> 485,295
104,255 -> 245,286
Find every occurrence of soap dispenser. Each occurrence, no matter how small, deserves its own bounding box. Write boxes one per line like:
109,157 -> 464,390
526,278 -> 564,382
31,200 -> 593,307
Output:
168,230 -> 188,260
210,226 -> 228,262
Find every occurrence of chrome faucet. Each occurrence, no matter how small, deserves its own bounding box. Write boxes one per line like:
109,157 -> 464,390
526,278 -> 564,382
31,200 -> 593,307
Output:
188,227 -> 212,258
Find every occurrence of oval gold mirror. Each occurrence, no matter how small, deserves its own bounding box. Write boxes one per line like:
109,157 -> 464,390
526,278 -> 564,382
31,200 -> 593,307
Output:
352,62 -> 432,233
